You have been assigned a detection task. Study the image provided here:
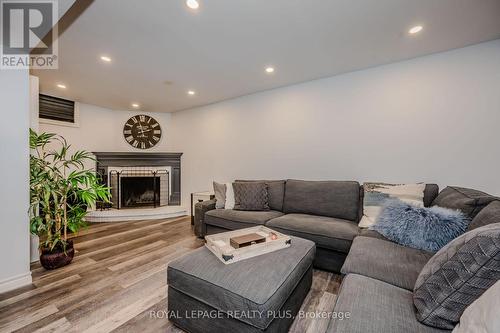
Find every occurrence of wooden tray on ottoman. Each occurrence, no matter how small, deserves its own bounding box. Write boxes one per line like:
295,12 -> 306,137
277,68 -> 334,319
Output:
205,226 -> 291,264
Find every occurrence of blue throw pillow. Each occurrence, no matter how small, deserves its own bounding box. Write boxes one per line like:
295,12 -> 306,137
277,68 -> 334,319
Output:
370,199 -> 470,252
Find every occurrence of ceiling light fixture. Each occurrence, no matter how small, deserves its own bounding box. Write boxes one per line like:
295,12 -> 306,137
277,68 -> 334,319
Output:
265,66 -> 275,74
100,55 -> 112,62
131,103 -> 140,108
186,0 -> 199,10
408,25 -> 423,34
57,84 -> 66,89
187,90 -> 196,96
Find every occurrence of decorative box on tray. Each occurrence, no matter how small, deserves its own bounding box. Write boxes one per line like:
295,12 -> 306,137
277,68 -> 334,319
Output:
205,226 -> 292,264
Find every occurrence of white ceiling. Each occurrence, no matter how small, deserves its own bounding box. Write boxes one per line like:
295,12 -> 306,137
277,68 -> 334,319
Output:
32,0 -> 500,113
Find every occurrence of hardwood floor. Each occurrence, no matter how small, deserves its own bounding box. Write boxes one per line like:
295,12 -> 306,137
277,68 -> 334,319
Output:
0,216 -> 341,333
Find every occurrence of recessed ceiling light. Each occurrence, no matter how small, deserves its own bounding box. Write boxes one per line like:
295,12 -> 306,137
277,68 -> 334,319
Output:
265,66 -> 275,74
186,0 -> 199,9
100,55 -> 112,62
131,103 -> 140,108
57,84 -> 66,89
408,25 -> 423,34
187,90 -> 196,96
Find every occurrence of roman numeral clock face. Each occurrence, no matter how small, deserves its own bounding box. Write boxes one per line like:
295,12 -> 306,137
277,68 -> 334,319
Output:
123,115 -> 162,149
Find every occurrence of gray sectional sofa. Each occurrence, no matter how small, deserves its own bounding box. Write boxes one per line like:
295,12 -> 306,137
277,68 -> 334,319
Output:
195,179 -> 439,272
194,180 -> 500,332
329,199 -> 500,333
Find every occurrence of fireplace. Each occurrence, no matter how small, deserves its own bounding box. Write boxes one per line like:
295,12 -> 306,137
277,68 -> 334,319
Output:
94,152 -> 182,208
121,177 -> 159,207
108,168 -> 170,209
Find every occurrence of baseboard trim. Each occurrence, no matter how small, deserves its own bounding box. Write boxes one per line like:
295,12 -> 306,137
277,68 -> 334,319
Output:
0,272 -> 32,293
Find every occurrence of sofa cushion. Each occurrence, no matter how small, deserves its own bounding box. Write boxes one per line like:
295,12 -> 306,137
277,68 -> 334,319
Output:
205,209 -> 284,231
235,180 -> 285,211
467,200 -> 500,231
327,274 -> 448,333
359,228 -> 388,240
233,182 -> 270,211
283,180 -> 361,221
431,186 -> 499,219
168,236 -> 315,330
413,223 -> 500,329
266,213 -> 359,253
341,236 -> 434,290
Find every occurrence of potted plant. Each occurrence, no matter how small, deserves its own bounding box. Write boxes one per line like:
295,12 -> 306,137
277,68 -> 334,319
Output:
29,129 -> 111,269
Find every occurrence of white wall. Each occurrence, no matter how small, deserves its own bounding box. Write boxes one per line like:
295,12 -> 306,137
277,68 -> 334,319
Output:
39,103 -> 172,156
0,70 -> 32,292
30,76 -> 39,132
169,40 -> 500,205
30,75 -> 40,263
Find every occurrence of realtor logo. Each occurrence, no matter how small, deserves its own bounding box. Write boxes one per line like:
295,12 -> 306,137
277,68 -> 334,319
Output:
1,0 -> 58,69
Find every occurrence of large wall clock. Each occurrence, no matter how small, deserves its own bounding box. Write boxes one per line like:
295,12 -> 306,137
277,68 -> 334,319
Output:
123,114 -> 162,149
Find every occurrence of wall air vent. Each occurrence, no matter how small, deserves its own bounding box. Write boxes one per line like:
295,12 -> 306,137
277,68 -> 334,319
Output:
39,94 -> 75,123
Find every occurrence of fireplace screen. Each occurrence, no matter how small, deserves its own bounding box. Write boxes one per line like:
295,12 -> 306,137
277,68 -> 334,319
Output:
109,170 -> 169,209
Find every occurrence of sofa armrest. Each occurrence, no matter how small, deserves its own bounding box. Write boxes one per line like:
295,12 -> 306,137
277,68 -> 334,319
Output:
194,199 -> 216,238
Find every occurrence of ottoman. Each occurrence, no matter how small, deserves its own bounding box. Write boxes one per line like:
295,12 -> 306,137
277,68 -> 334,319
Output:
167,236 -> 315,333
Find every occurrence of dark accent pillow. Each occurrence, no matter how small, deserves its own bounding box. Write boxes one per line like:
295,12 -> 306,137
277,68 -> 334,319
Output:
431,186 -> 499,219
413,223 -> 500,329
467,200 -> 500,231
235,180 -> 285,211
233,182 -> 269,211
423,184 -> 439,207
370,199 -> 469,252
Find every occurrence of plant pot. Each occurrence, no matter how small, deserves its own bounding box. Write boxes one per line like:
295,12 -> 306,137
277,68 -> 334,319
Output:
39,240 -> 75,270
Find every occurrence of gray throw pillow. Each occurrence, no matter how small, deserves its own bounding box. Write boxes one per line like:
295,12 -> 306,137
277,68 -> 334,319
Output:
467,201 -> 500,231
413,223 -> 500,329
213,182 -> 226,209
233,182 -> 269,211
235,180 -> 285,211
